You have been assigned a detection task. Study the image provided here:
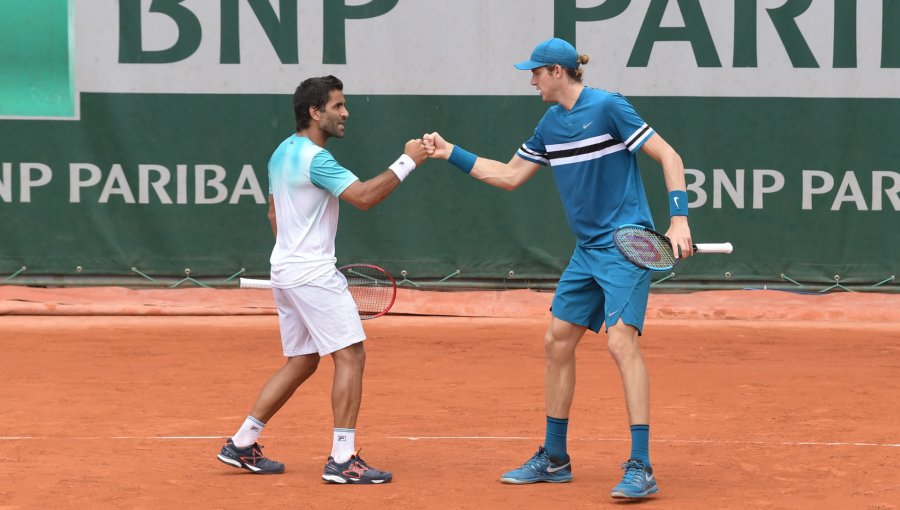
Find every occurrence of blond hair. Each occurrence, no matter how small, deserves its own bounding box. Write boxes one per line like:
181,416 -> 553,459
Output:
545,54 -> 590,82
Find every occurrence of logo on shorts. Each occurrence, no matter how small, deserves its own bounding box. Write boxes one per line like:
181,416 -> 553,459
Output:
608,309 -> 620,318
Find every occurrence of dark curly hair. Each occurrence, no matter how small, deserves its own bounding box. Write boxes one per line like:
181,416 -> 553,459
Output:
294,75 -> 343,131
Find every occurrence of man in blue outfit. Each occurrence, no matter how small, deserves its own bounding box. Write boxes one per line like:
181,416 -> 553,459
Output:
423,38 -> 693,499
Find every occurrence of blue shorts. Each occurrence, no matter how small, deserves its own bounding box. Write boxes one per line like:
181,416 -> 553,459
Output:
551,246 -> 651,334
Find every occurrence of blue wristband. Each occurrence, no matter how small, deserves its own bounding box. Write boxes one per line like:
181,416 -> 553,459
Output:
448,145 -> 477,174
669,190 -> 689,216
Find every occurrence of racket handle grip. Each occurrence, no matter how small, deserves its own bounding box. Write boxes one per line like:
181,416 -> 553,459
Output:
693,242 -> 733,254
239,278 -> 273,289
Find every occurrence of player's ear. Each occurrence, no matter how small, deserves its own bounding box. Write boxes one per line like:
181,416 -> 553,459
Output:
309,106 -> 320,122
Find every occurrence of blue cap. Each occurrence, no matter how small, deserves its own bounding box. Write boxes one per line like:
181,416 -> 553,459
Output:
514,38 -> 579,70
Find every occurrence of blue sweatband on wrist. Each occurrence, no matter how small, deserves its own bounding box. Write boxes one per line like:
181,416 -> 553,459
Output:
669,190 -> 689,216
448,145 -> 477,174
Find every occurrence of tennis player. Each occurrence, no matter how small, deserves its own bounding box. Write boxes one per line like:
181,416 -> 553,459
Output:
423,38 -> 692,499
217,75 -> 427,484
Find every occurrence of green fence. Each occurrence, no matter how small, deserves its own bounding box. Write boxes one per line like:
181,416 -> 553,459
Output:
1,93 -> 897,291
0,0 -> 897,292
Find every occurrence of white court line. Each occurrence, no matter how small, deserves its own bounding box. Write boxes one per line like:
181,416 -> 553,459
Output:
391,436 -> 900,447
1,435 -> 897,447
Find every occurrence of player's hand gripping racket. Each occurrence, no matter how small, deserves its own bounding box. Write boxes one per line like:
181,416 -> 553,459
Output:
239,264 -> 397,320
614,224 -> 732,271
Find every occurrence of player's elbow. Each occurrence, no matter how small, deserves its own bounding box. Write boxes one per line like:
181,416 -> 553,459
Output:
348,194 -> 380,211
659,146 -> 683,170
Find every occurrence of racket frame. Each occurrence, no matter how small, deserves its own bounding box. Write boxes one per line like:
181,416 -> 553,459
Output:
238,264 -> 397,320
338,263 -> 397,320
614,224 -> 733,271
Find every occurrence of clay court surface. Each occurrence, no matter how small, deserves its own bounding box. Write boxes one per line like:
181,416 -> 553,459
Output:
1,287 -> 898,509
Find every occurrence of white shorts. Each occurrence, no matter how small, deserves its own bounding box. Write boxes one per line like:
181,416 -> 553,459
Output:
272,269 -> 366,357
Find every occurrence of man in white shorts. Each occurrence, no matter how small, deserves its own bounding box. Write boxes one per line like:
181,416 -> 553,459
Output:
217,75 -> 427,484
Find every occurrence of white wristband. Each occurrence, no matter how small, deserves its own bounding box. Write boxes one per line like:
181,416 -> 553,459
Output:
389,154 -> 417,182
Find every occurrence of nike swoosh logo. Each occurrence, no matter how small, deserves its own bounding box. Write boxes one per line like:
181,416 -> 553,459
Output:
673,196 -> 680,207
608,310 -> 619,318
582,121 -> 593,130
547,461 -> 571,473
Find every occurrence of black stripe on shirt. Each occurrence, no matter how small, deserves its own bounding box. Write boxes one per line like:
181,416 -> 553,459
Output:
547,138 -> 621,160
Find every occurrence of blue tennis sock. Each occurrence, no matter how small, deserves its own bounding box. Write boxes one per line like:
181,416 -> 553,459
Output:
544,416 -> 569,460
629,424 -> 651,466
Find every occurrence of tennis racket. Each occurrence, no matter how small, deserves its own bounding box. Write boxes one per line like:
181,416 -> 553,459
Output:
614,224 -> 733,271
239,264 -> 397,320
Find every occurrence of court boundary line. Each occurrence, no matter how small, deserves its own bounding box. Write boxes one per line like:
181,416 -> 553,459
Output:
2,435 -> 897,448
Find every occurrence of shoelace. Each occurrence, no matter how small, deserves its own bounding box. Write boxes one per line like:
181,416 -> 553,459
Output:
524,449 -> 550,469
237,443 -> 267,464
620,461 -> 647,483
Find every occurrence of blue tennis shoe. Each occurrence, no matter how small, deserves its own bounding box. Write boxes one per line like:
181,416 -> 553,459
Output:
610,459 -> 658,498
499,446 -> 572,484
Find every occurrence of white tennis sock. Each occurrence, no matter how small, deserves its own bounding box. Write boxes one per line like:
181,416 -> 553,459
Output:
232,416 -> 265,448
331,428 -> 356,464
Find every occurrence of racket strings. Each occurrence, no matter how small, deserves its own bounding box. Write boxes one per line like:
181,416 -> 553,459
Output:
341,266 -> 394,318
615,229 -> 677,270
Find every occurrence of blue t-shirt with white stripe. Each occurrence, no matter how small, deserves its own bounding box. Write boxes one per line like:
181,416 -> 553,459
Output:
517,87 -> 655,248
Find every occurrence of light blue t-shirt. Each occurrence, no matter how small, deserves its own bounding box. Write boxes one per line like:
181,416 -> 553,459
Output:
516,87 -> 656,248
268,135 -> 357,197
267,135 -> 359,287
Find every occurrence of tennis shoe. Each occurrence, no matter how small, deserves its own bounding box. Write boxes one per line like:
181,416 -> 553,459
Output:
217,438 -> 285,474
499,446 -> 572,484
610,459 -> 658,498
322,451 -> 392,484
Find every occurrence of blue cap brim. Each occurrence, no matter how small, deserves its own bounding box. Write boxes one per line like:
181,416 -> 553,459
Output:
513,60 -> 543,70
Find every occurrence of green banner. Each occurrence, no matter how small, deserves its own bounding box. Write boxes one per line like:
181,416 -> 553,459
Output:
0,0 -> 897,288
1,94 -> 897,286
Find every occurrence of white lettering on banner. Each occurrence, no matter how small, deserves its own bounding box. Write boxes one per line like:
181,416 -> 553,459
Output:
803,169 -> 900,211
231,165 -> 266,204
0,163 -> 11,202
20,163 -> 53,203
139,164 -> 173,204
195,165 -> 228,204
687,168 -> 785,209
685,168 -> 900,212
753,170 -> 785,209
65,163 -> 267,204
99,164 -> 136,203
6,162 -> 896,211
803,170 -> 834,210
74,0 -> 899,97
713,169 -> 744,209
70,163 -> 103,202
872,171 -> 900,211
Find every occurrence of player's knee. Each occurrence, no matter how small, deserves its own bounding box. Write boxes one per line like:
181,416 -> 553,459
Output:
333,342 -> 366,370
544,329 -> 576,358
606,329 -> 639,360
286,355 -> 320,379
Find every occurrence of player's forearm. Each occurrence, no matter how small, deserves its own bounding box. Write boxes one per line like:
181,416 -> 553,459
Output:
470,159 -> 523,190
352,171 -> 403,210
660,149 -> 686,193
